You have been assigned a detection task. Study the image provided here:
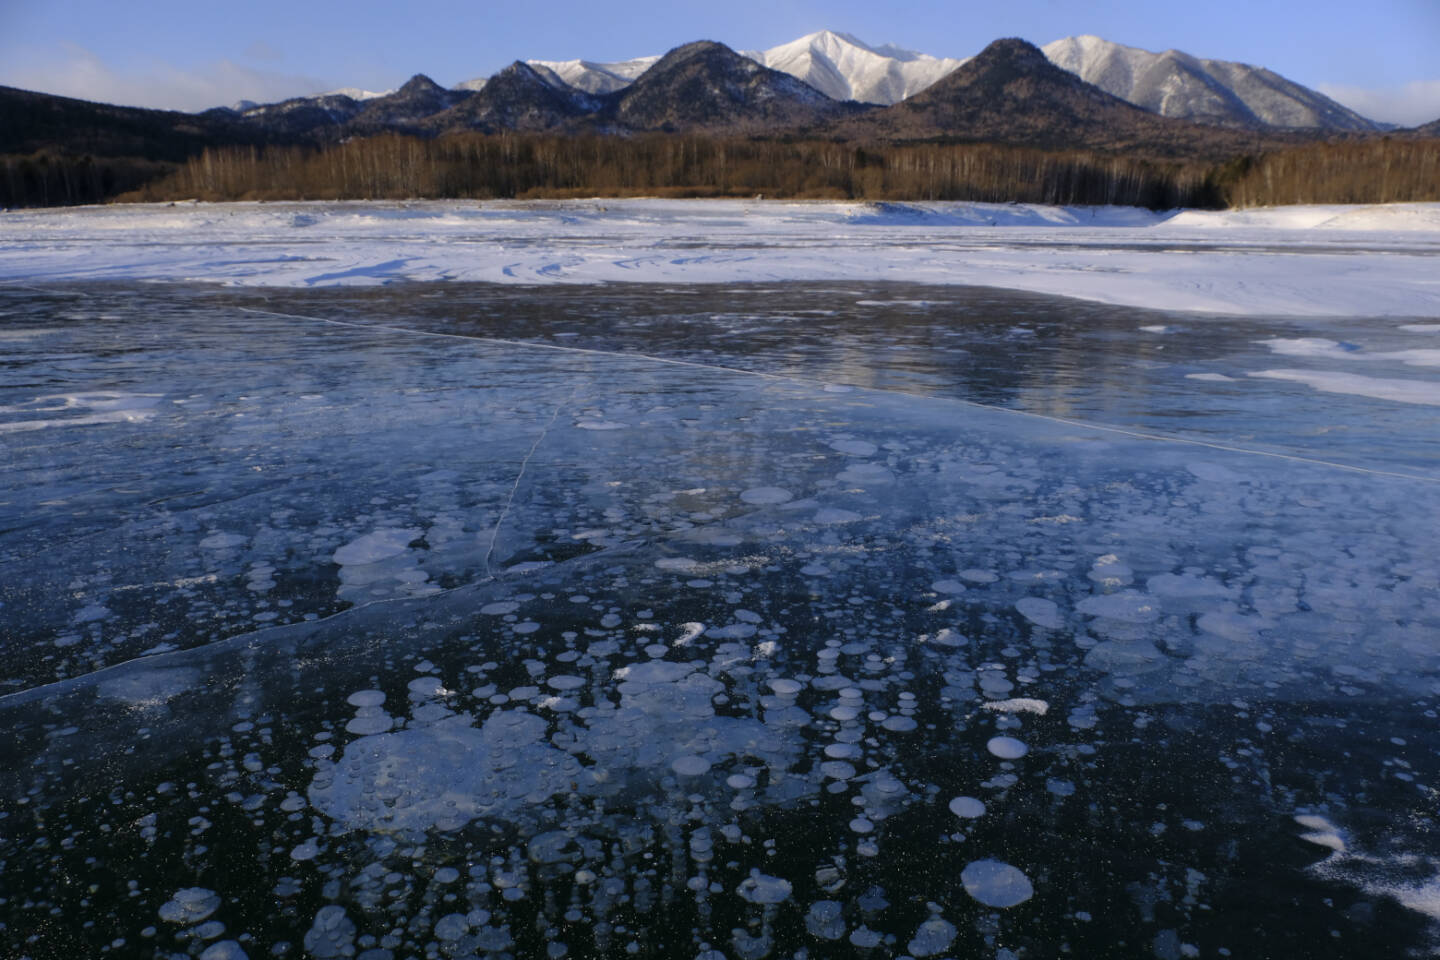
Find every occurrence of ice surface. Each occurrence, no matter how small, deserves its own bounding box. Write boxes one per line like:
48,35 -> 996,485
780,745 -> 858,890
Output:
2,276 -> 1438,958
4,199 -> 1440,317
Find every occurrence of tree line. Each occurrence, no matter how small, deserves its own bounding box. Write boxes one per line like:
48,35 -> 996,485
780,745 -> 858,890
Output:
6,133 -> 1438,210
114,134 -> 1217,208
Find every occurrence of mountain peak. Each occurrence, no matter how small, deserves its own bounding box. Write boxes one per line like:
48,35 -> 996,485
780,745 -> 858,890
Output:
397,74 -> 443,96
970,38 -> 1051,72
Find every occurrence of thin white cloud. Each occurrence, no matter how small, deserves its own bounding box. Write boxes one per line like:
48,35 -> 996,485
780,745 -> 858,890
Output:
0,43 -> 333,112
1318,80 -> 1440,128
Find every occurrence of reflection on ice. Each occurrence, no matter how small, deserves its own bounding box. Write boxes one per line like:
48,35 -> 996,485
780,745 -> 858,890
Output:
2,282 -> 1439,957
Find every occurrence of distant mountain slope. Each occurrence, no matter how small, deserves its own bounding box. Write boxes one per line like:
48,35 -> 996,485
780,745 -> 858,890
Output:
1042,35 -> 1378,130
740,30 -> 967,104
348,75 -> 471,133
427,62 -> 598,134
518,57 -> 660,95
0,84 -> 267,161
234,92 -> 364,138
826,38 -> 1288,159
607,41 -> 856,134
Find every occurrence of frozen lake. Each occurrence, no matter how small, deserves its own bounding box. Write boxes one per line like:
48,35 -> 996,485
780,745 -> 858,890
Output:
2,220 -> 1440,957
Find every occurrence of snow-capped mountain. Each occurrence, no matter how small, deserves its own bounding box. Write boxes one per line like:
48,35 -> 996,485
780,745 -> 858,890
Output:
519,57 -> 660,95
740,30 -> 968,105
460,31 -> 968,106
1042,35 -> 1379,131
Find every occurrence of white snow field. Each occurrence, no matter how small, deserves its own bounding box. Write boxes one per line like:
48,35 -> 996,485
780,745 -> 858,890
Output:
4,198 -> 1440,317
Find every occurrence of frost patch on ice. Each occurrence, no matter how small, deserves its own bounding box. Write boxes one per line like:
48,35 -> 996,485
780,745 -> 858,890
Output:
983,698 -> 1049,716
98,668 -> 199,705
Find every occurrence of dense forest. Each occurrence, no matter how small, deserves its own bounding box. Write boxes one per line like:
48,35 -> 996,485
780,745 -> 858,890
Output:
5,133 -> 1438,211
105,133 -> 1440,210
111,134 -> 1217,208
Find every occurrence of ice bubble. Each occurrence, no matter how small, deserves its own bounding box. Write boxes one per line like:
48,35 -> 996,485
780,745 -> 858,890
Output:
814,507 -> 863,524
961,859 -> 1034,907
1077,591 -> 1160,624
829,439 -> 878,456
671,755 -> 712,777
158,888 -> 220,925
850,926 -> 882,948
882,716 -> 917,732
304,905 -> 356,959
575,420 -> 627,430
727,774 -> 756,789
434,913 -> 470,941
931,579 -> 967,595
769,678 -> 803,696
433,867 -> 460,884
737,871 -> 793,904
290,841 -> 319,861
836,463 -> 893,486
949,796 -> 986,818
480,601 -> 520,615
740,486 -> 793,505
199,942 -> 248,960
546,675 -> 586,691
345,713 -> 393,736
849,817 -> 874,834
907,917 -> 957,957
821,761 -> 857,780
655,557 -> 698,572
1015,597 -> 1062,629
959,568 -> 999,583
199,532 -> 246,550
616,661 -> 694,684
805,900 -> 845,940
332,528 -> 419,566
987,736 -> 1028,759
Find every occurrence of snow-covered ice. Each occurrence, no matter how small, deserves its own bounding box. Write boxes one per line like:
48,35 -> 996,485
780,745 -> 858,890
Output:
4,199 -> 1440,317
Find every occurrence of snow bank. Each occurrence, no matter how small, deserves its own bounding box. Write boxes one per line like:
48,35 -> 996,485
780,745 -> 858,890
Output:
3,199 -> 1439,317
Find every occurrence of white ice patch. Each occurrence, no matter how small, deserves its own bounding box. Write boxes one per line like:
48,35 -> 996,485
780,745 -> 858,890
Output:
1250,369 -> 1440,406
332,528 -> 420,566
575,420 -> 627,430
1185,373 -> 1237,382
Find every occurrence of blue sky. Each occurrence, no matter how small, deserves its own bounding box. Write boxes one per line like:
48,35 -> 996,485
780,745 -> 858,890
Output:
2,0 -> 1437,124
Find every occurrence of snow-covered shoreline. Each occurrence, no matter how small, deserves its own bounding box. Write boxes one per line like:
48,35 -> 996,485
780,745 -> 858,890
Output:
4,198 -> 1440,317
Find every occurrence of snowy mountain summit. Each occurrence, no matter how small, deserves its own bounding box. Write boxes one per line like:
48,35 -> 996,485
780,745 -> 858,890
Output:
1042,35 -> 1378,130
458,30 -> 970,106
740,30 -> 969,105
